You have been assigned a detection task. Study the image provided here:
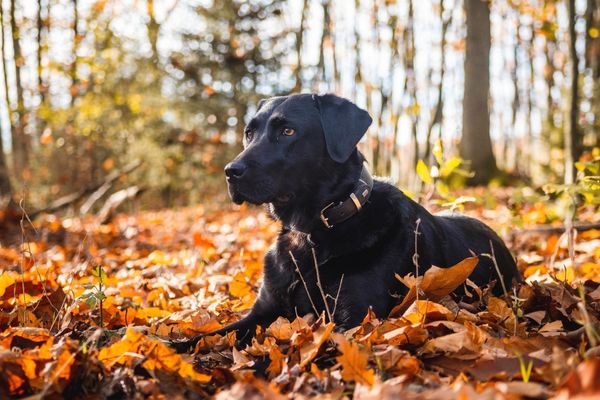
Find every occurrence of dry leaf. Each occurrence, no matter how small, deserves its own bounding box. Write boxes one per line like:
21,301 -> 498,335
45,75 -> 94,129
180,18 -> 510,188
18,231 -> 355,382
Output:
336,336 -> 375,385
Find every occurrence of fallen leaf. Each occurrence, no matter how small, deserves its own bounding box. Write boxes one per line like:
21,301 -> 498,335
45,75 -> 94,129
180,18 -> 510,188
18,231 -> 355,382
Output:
390,257 -> 479,316
336,336 -> 375,385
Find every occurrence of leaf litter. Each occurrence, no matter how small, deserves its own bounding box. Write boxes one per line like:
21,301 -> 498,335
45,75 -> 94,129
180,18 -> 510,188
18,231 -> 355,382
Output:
0,199 -> 599,398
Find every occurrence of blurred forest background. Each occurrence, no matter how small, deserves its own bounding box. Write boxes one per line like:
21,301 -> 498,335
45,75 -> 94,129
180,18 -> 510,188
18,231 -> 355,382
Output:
0,0 -> 598,213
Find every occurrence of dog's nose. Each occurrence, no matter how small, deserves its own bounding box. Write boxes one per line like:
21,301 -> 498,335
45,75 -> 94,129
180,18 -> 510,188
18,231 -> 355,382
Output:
224,161 -> 247,179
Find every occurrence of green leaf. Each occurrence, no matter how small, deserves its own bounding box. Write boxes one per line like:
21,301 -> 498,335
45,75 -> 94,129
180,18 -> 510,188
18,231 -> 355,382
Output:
416,160 -> 433,185
91,266 -> 107,280
86,296 -> 97,308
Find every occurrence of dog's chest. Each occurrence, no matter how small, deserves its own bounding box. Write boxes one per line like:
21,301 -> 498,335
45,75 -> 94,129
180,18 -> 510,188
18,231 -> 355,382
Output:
266,234 -> 348,322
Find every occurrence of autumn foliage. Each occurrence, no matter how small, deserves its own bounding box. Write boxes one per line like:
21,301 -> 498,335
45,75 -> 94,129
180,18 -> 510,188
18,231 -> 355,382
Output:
1,197 -> 600,399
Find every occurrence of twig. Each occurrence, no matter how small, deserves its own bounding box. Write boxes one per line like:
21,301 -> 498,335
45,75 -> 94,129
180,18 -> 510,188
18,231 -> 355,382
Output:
565,194 -> 577,271
26,159 -> 142,219
549,230 -> 569,271
484,240 -> 509,299
330,274 -> 345,319
289,251 -> 319,317
413,218 -> 421,302
482,241 -> 515,335
311,248 -> 333,323
97,185 -> 144,224
17,199 -> 29,326
511,221 -> 600,235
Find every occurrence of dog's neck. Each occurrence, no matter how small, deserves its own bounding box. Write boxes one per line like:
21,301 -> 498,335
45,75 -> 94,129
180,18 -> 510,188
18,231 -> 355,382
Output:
269,152 -> 365,234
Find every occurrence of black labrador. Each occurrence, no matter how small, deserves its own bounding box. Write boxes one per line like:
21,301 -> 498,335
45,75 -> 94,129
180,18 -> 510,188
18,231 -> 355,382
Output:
173,93 -> 520,352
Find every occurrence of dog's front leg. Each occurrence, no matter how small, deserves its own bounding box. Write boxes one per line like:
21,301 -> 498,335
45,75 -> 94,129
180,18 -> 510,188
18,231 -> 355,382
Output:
171,299 -> 278,353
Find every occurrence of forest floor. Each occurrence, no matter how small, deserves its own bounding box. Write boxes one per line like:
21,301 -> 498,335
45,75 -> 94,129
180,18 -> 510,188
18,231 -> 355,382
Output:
1,188 -> 600,399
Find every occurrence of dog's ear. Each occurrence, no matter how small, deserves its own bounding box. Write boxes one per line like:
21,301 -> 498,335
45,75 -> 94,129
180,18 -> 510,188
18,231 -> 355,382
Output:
314,94 -> 372,163
256,98 -> 268,112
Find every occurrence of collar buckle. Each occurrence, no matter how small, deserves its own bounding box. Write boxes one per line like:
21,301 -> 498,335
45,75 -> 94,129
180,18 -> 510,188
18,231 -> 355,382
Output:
320,202 -> 336,229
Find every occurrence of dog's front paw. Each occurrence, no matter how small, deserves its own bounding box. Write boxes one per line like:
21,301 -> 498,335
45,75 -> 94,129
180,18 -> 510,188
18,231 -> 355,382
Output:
169,336 -> 201,353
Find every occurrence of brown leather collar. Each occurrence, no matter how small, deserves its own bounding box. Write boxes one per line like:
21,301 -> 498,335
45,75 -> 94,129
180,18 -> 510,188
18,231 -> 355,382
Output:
319,166 -> 373,229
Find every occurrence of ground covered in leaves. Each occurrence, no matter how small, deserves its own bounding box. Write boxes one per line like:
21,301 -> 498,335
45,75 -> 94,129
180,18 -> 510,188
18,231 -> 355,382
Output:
1,192 -> 600,399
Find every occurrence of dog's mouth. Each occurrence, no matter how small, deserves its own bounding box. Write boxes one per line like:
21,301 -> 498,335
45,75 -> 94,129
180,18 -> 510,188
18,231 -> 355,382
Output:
227,180 -> 293,206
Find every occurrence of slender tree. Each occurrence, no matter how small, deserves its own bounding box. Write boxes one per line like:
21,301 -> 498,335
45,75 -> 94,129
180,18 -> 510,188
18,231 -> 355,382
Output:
9,0 -> 28,177
316,0 -> 333,90
460,0 -> 498,184
585,0 -> 599,147
565,0 -> 581,184
37,0 -> 46,104
294,0 -> 309,91
0,3 -> 11,200
147,0 -> 160,64
70,0 -> 79,104
406,0 -> 419,168
424,0 -> 451,163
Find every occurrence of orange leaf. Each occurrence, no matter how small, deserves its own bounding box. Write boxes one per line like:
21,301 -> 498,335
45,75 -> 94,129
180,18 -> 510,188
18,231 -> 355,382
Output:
229,272 -> 252,298
402,300 -> 454,324
266,317 -> 294,341
390,257 -> 478,317
266,345 -> 286,378
336,337 -> 375,385
299,321 -> 334,367
0,273 -> 16,298
192,231 -> 215,248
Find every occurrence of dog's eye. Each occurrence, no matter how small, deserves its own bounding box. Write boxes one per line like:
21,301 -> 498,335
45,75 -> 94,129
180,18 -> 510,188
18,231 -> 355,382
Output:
245,130 -> 254,141
282,128 -> 295,136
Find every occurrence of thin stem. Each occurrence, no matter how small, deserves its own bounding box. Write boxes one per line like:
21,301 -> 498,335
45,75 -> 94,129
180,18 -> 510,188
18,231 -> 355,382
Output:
331,274 -> 345,319
289,251 -> 319,317
312,248 -> 333,323
413,218 -> 421,301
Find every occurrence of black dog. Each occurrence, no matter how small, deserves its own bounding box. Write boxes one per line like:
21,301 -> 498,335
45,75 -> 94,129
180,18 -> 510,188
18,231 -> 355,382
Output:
174,93 -> 520,352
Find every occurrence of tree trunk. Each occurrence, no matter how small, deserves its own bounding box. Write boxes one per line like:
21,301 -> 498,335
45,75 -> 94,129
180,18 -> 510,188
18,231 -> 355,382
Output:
0,3 -> 12,200
70,0 -> 79,104
565,0 -> 581,184
147,0 -> 160,64
294,0 -> 308,91
352,0 -> 362,100
424,0 -> 450,163
407,0 -> 419,168
317,0 -> 332,89
460,0 -> 497,185
585,0 -> 599,149
0,14 -> 10,200
0,138 -> 11,200
9,0 -> 28,178
37,0 -> 47,104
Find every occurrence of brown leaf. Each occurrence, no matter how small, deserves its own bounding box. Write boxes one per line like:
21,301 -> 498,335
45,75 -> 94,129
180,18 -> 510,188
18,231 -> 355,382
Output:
555,357 -> 600,398
231,347 -> 254,370
419,321 -> 486,360
372,346 -> 420,376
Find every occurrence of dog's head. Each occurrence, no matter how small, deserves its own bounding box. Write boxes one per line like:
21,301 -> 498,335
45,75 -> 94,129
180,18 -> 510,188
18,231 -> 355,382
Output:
225,94 -> 372,206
